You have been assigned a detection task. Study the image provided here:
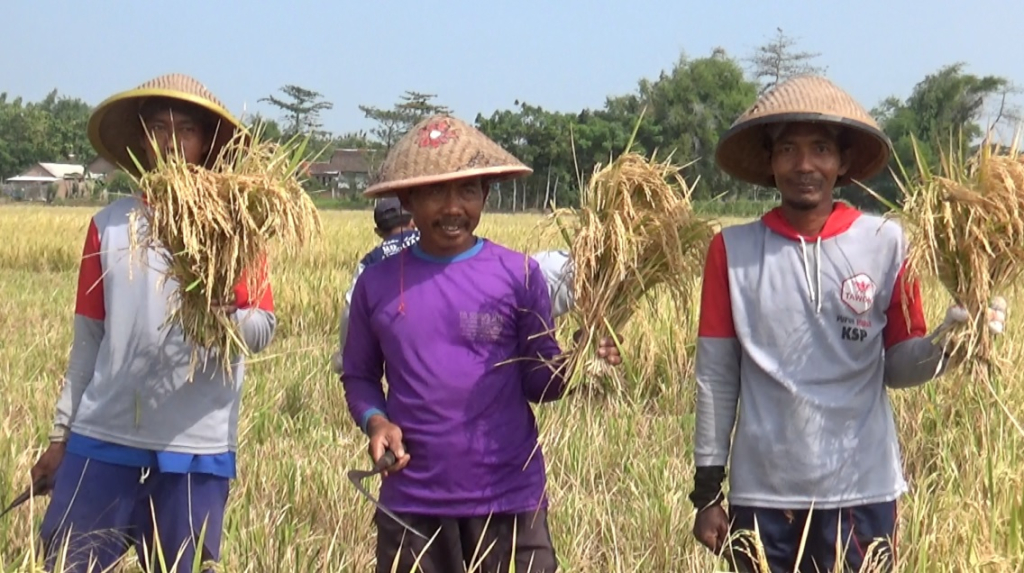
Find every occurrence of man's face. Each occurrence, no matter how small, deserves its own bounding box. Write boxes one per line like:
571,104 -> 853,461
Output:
139,107 -> 211,167
399,178 -> 485,256
769,122 -> 850,211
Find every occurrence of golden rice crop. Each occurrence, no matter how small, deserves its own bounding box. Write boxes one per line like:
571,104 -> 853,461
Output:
125,124 -> 322,380
547,129 -> 715,396
883,130 -> 1024,382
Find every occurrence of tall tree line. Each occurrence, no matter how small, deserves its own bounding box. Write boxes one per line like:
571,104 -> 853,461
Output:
1,28 -> 1018,213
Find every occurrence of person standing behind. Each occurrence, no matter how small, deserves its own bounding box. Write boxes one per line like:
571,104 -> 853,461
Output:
332,198 -> 420,372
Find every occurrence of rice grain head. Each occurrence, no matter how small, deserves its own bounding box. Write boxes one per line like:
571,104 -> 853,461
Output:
883,128 -> 1024,382
125,122 -> 323,381
547,145 -> 715,396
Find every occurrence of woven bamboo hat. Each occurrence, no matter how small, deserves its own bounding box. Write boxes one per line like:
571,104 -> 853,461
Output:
715,75 -> 892,188
364,114 -> 532,198
88,73 -> 241,177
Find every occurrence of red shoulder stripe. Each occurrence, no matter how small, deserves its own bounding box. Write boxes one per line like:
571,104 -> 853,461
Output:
234,254 -> 274,312
883,262 -> 927,349
698,233 -> 735,338
74,220 -> 105,320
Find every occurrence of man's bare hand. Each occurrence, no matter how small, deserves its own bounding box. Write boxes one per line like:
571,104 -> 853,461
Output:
29,442 -> 65,496
693,504 -> 731,554
366,415 -> 410,477
211,299 -> 238,315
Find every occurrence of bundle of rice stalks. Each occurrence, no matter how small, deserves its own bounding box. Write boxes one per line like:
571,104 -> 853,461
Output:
877,130 -> 1023,382
126,123 -> 322,380
547,126 -> 715,396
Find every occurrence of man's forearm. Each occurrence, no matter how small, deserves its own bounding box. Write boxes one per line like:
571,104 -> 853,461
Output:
53,315 -> 104,434
693,340 -> 740,467
884,337 -> 948,389
234,308 -> 277,354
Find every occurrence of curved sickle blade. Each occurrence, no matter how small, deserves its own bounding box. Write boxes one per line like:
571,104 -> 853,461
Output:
347,451 -> 429,540
1,476 -> 49,518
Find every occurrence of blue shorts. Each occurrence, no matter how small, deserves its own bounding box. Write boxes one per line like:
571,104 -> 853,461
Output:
39,451 -> 230,573
726,501 -> 898,573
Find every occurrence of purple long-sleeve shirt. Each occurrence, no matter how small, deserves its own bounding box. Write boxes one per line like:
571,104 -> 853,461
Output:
341,238 -> 566,516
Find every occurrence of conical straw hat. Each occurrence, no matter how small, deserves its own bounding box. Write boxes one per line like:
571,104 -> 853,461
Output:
715,75 -> 892,188
88,73 -> 241,177
364,115 -> 532,197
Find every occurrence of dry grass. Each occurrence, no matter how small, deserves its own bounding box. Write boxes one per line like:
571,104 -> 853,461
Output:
1,206 -> 1024,571
126,125 -> 321,379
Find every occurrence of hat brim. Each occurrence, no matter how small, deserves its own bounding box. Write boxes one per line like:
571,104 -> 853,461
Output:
88,87 -> 240,178
363,164 -> 533,198
714,112 -> 893,188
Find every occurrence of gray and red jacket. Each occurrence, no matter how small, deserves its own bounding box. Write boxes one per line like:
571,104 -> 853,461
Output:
53,197 -> 276,455
694,202 -> 946,509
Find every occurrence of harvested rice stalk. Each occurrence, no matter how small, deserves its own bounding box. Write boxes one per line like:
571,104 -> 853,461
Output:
125,122 -> 322,380
548,132 -> 715,395
875,130 -> 1022,381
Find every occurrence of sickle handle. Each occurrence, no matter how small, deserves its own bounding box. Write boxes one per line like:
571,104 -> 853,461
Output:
376,449 -> 397,471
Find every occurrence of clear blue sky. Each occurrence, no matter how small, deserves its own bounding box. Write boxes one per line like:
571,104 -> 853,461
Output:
3,0 -> 1022,137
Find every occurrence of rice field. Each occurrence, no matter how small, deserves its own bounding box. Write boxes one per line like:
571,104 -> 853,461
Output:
1,205 -> 1023,572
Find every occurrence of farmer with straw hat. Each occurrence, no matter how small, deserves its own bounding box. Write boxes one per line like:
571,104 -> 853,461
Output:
330,197 -> 577,375
28,73 -> 276,573
339,114 -> 618,573
688,74 -> 1008,573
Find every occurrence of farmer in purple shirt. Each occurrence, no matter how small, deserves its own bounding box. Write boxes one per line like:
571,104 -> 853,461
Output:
331,197 -> 577,375
341,114 -> 619,573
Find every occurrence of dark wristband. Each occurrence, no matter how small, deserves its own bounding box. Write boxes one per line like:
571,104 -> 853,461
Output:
688,465 -> 726,509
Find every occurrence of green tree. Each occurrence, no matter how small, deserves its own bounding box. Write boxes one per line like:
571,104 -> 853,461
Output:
259,85 -> 334,137
359,91 -> 451,150
856,63 -> 1012,208
333,130 -> 376,149
745,28 -> 826,94
246,113 -> 283,142
475,49 -> 759,210
0,94 -> 56,179
35,90 -> 93,164
632,49 -> 760,200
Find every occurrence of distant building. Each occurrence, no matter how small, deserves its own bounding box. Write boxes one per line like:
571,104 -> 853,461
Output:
303,149 -> 372,197
86,156 -> 119,179
3,162 -> 97,201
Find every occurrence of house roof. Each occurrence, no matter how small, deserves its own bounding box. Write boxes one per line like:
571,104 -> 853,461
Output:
328,149 -> 369,173
38,163 -> 85,178
86,156 -> 118,175
5,176 -> 59,183
305,162 -> 338,176
4,162 -> 86,183
301,148 -> 371,178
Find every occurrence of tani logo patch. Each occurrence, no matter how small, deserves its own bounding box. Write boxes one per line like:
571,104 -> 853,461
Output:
840,273 -> 877,314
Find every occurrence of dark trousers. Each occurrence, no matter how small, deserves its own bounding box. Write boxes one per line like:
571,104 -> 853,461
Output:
726,501 -> 897,573
39,452 -> 229,573
375,508 -> 558,573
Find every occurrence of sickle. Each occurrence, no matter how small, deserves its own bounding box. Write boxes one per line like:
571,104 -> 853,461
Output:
347,450 -> 429,540
0,476 -> 50,519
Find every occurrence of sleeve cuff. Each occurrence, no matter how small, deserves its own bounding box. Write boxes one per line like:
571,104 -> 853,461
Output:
360,408 -> 388,435
48,423 -> 70,443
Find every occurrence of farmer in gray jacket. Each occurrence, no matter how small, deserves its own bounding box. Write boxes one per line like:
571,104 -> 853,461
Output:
29,74 -> 275,573
688,74 -> 1008,573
